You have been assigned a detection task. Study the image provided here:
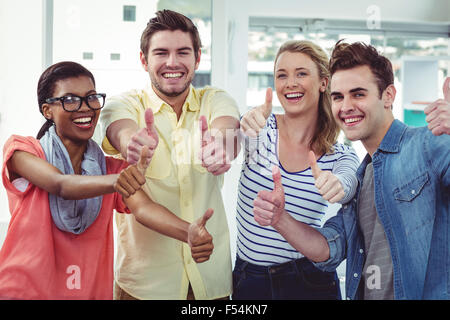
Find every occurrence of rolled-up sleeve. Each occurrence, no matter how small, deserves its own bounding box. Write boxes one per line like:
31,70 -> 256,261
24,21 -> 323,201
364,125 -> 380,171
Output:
312,213 -> 348,272
332,145 -> 360,204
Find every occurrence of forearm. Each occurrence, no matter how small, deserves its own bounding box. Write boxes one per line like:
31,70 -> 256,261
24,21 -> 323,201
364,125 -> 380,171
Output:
273,212 -> 330,263
57,174 -> 117,200
106,119 -> 139,159
9,150 -> 117,199
125,191 -> 189,243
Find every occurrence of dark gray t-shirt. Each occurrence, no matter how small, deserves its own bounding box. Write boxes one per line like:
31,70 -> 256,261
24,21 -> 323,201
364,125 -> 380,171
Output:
358,162 -> 394,300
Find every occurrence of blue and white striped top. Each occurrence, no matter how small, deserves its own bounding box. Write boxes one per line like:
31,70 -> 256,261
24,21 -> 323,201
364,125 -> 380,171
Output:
236,114 -> 360,266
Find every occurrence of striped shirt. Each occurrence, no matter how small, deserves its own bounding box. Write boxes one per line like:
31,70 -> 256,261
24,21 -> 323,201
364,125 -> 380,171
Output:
236,114 -> 360,266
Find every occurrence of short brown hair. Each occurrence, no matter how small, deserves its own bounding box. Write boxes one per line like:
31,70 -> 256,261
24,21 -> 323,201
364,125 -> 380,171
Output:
140,9 -> 202,61
329,40 -> 394,98
275,40 -> 339,155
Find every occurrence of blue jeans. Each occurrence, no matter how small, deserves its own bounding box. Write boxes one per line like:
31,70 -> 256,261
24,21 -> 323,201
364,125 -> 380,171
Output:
232,256 -> 341,300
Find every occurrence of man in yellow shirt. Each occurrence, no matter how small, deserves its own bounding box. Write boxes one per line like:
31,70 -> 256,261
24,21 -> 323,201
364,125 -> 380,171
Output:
99,9 -> 240,300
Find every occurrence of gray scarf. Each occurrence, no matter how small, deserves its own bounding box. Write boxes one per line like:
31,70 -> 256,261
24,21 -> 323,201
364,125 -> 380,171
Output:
40,125 -> 106,234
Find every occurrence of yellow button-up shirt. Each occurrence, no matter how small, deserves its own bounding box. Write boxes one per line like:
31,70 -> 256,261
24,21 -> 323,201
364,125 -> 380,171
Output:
100,85 -> 240,299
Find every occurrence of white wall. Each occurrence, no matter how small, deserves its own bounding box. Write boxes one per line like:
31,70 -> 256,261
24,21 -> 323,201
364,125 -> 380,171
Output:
0,0 -> 44,228
52,0 -> 155,96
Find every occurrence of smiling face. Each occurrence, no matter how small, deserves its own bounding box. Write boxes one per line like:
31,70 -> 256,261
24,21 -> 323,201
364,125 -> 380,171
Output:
330,65 -> 396,155
42,76 -> 100,145
274,51 -> 327,116
141,29 -> 200,102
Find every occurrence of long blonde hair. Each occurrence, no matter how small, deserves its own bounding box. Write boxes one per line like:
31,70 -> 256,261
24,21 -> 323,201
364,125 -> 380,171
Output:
274,40 -> 339,155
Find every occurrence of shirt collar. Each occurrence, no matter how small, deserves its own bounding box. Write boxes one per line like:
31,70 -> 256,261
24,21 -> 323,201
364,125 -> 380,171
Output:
377,119 -> 407,154
144,84 -> 200,113
356,119 -> 407,183
184,86 -> 200,112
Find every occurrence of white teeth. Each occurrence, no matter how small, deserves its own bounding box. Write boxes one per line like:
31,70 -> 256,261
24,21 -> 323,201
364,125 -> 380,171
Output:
285,93 -> 304,99
73,117 -> 92,124
163,72 -> 183,78
344,117 -> 362,124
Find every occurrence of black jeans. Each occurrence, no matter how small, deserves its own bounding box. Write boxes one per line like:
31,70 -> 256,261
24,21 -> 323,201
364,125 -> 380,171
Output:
232,256 -> 341,300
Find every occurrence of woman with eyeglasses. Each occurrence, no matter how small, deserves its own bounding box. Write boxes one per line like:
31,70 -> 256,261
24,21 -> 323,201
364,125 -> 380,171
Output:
0,61 -> 214,300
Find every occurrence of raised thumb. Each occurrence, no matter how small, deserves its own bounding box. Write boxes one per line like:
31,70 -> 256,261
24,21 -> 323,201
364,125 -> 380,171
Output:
199,208 -> 214,227
308,151 -> 321,180
145,108 -> 155,134
272,166 -> 283,193
443,77 -> 450,103
199,115 -> 208,135
262,87 -> 273,118
137,145 -> 149,173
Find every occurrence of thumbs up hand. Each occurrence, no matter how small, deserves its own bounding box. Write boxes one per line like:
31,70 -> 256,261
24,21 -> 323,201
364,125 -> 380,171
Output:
309,151 -> 345,204
199,116 -> 231,176
241,87 -> 273,137
424,77 -> 450,136
188,209 -> 214,263
253,166 -> 286,227
115,146 -> 149,198
126,108 -> 159,165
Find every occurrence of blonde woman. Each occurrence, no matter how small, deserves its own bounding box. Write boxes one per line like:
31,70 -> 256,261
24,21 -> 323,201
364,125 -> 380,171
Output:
234,40 -> 359,299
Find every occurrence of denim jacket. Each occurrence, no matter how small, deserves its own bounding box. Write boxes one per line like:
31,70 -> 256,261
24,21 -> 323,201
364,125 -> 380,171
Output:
314,120 -> 450,300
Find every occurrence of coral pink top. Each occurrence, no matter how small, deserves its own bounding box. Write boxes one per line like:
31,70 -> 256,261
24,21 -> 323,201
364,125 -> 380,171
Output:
0,135 -> 129,299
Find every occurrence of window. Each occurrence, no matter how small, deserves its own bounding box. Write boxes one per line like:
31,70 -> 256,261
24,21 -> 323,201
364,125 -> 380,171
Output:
52,0 -> 212,95
110,53 -> 121,61
247,17 -> 449,111
82,52 -> 93,60
123,5 -> 136,22
248,73 -> 273,90
193,71 -> 210,87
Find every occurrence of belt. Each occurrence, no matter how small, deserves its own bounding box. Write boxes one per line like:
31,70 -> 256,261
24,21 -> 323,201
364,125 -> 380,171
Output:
236,256 -> 309,276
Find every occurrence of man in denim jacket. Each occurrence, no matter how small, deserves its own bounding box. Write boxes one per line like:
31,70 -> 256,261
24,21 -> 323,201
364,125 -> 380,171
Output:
252,40 -> 450,300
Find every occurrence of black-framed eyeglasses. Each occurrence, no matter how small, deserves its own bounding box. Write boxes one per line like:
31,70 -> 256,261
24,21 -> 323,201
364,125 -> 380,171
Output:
45,93 -> 106,112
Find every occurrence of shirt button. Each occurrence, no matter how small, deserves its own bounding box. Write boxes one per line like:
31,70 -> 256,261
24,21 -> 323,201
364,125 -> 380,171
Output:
411,189 -> 416,195
359,249 -> 364,254
353,273 -> 358,278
